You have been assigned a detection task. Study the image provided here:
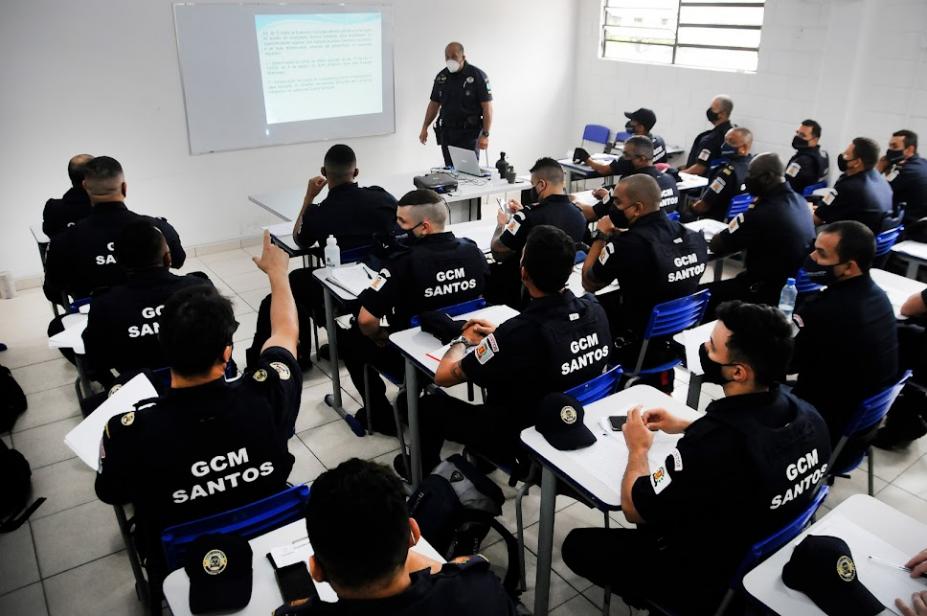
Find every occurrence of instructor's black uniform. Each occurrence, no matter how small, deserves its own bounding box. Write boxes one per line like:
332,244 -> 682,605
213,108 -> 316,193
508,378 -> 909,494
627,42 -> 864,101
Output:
431,63 -> 492,167
562,386 -> 831,615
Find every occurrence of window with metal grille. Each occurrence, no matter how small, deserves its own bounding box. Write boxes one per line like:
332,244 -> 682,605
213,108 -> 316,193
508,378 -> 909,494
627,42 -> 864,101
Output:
599,0 -> 764,72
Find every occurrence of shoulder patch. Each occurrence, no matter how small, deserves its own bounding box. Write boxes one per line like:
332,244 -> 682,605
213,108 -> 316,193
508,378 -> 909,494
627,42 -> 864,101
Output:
269,361 -> 291,381
598,242 -> 615,265
436,73 -> 447,84
709,176 -> 727,194
504,213 -> 523,236
728,213 -> 744,232
886,167 -> 900,182
650,465 -> 672,494
698,148 -> 711,162
721,166 -> 733,176
120,411 -> 135,427
473,334 -> 497,365
821,189 -> 837,206
786,161 -> 801,178
369,268 -> 391,292
671,448 -> 684,472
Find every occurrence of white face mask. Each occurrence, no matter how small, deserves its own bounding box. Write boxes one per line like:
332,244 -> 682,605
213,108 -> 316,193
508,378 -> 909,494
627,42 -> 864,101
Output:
446,59 -> 461,73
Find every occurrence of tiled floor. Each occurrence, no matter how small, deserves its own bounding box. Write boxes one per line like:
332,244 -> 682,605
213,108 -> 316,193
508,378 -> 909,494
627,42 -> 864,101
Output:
2,247 -> 926,616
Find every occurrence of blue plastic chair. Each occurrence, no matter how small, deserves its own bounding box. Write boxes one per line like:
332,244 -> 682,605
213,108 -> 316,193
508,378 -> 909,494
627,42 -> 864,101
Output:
565,364 -> 624,404
408,297 -> 487,328
875,225 -> 904,257
626,289 -> 712,384
160,484 -> 310,571
666,210 -> 680,222
582,124 -> 611,151
794,268 -> 823,295
725,193 -> 753,222
801,181 -> 827,197
827,371 -> 912,495
614,131 -> 632,142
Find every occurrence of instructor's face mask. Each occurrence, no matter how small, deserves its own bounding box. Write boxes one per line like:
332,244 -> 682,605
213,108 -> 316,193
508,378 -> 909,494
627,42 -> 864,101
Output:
699,345 -> 737,385
706,107 -> 720,123
446,59 -> 461,73
792,135 -> 810,150
886,148 -> 906,163
802,255 -> 845,286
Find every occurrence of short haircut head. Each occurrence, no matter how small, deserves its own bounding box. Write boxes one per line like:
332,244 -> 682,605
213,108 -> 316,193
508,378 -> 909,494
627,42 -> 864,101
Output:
747,152 -> 785,190
820,220 -> 875,272
82,156 -> 124,197
529,157 -> 565,186
625,135 -> 654,161
893,129 -> 918,151
522,225 -> 575,294
620,173 -> 661,212
715,301 -> 794,387
851,137 -> 880,169
306,459 -> 410,589
323,144 -> 357,182
115,222 -> 167,270
446,41 -> 464,55
159,285 -> 237,377
730,127 -> 753,148
67,154 -> 93,187
801,119 -> 822,139
397,189 -> 448,227
715,94 -> 734,115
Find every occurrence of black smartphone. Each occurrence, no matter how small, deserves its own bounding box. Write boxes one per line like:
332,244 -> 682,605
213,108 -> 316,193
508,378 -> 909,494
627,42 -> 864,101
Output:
268,554 -> 318,603
608,415 -> 627,431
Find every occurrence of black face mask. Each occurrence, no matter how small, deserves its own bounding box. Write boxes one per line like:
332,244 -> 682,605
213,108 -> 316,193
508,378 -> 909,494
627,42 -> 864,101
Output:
836,154 -> 850,172
792,135 -> 810,150
625,121 -> 635,133
699,344 -> 736,385
802,254 -> 844,286
706,108 -> 720,123
612,157 -> 635,177
744,176 -> 765,197
609,206 -> 631,229
720,143 -> 737,159
886,148 -> 905,163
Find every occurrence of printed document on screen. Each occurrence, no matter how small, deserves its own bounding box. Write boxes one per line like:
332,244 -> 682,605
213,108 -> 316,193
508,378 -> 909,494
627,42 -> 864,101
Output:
255,13 -> 383,125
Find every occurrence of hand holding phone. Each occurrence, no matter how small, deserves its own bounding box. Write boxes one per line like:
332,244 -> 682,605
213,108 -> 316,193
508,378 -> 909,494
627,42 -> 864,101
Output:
267,553 -> 318,604
607,415 -> 627,431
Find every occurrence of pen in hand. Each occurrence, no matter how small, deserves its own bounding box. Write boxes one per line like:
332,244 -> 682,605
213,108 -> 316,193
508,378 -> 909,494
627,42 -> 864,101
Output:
868,555 -> 927,577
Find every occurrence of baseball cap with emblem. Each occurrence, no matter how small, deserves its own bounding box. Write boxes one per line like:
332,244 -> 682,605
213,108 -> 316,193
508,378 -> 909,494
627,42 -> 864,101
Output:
185,533 -> 254,614
624,108 -> 657,132
536,393 -> 596,450
781,535 -> 883,616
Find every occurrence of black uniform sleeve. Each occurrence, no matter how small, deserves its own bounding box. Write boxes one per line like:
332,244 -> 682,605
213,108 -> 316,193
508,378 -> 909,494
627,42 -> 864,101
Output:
785,153 -> 818,193
790,295 -> 828,373
475,70 -> 492,102
592,199 -> 611,221
711,209 -> 755,256
148,216 -> 186,269
81,292 -> 115,373
813,187 -> 848,225
589,233 -> 638,286
357,263 -> 400,320
498,211 -> 530,253
429,72 -> 443,103
700,165 -> 738,213
630,438 -> 703,524
250,346 -> 303,436
295,203 -> 331,248
42,199 -> 64,236
459,325 -> 526,388
42,232 -> 72,301
95,410 -> 144,505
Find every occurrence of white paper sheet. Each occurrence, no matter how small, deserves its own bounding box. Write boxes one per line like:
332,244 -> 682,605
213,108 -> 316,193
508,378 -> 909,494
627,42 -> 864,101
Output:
64,373 -> 159,471
49,313 -> 88,354
327,263 -> 377,296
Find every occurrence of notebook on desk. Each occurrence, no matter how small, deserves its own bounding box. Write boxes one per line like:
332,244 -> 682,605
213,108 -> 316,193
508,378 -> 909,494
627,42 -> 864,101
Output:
327,263 -> 378,297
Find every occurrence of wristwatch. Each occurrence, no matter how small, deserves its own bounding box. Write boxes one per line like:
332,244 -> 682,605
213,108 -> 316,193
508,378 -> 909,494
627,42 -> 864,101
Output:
480,130 -> 490,137
590,229 -> 608,243
449,335 -> 475,348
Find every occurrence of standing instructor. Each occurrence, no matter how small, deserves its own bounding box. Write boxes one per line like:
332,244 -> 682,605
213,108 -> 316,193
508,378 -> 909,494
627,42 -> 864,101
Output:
419,42 -> 493,167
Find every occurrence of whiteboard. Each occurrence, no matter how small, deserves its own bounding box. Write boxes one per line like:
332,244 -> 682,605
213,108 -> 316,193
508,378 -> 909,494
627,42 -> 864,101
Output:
173,3 -> 396,154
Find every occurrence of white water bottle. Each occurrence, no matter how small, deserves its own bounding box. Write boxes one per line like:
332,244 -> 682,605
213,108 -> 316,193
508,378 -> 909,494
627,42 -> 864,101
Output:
324,235 -> 341,267
778,277 -> 797,320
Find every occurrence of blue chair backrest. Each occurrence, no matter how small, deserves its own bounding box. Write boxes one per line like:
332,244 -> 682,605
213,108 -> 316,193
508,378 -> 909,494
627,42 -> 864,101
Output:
565,365 -> 623,405
582,124 -> 610,145
614,131 -> 632,142
161,484 -> 310,571
69,296 -> 92,313
845,370 -> 911,437
341,244 -> 372,265
409,297 -> 488,328
643,289 -> 712,340
574,250 -> 587,264
875,225 -> 904,257
794,268 -> 823,294
731,485 -> 829,582
801,181 -> 827,197
726,193 -> 753,221
666,210 -> 680,222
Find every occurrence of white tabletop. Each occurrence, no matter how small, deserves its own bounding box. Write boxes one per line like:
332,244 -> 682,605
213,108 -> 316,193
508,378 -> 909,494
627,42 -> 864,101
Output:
30,223 -> 50,244
164,517 -> 445,616
743,494 -> 927,615
871,268 -> 926,320
311,266 -> 367,303
250,173 -> 529,222
520,385 -> 703,509
567,171 -> 707,194
389,304 -> 519,376
683,218 -> 728,241
892,240 -> 927,261
448,219 -> 498,253
48,312 -> 88,355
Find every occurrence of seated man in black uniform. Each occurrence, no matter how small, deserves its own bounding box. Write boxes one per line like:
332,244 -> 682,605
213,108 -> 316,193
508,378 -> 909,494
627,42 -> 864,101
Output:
685,127 -> 753,222
579,136 -> 679,219
487,157 -> 586,308
813,137 -> 894,234
414,225 -> 612,474
562,301 -> 831,614
793,221 -> 898,453
42,153 -> 94,237
707,152 -> 816,311
43,155 -> 186,304
96,230 -> 301,606
582,174 -> 707,383
582,109 -> 669,172
879,129 -> 927,225
274,458 -> 516,615
339,189 -> 487,433
786,119 -> 830,195
680,94 -> 734,177
248,144 -> 398,369
82,221 -> 211,378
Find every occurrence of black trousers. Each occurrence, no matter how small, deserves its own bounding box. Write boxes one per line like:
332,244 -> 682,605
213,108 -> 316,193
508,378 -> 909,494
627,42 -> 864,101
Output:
439,126 -> 481,167
338,324 -> 405,426
561,527 -> 729,615
247,269 -> 318,369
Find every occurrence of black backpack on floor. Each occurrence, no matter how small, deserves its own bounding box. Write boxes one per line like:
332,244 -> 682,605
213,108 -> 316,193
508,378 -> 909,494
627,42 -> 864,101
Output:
0,364 -> 27,433
0,440 -> 44,532
407,454 -> 521,595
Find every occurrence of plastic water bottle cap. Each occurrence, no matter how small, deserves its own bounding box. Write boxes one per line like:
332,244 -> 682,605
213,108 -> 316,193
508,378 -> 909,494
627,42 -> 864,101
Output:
787,277 -> 795,285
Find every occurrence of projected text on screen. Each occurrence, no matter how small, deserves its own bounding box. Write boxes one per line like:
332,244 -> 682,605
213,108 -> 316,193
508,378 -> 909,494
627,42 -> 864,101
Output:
255,13 -> 383,125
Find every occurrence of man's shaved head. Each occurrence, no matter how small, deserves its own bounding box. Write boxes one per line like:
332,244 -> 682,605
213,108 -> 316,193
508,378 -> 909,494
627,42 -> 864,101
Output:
82,156 -> 125,200
68,153 -> 94,187
729,127 -> 753,147
620,174 -> 662,213
445,42 -> 464,55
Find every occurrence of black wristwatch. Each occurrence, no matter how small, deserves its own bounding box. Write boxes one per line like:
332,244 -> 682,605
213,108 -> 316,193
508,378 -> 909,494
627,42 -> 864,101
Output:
480,130 -> 490,137
450,335 -> 475,348
590,229 -> 608,243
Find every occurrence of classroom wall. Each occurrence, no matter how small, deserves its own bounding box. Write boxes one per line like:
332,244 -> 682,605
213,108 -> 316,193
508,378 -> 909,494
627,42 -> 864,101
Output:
0,0 -> 578,282
571,0 -> 927,174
